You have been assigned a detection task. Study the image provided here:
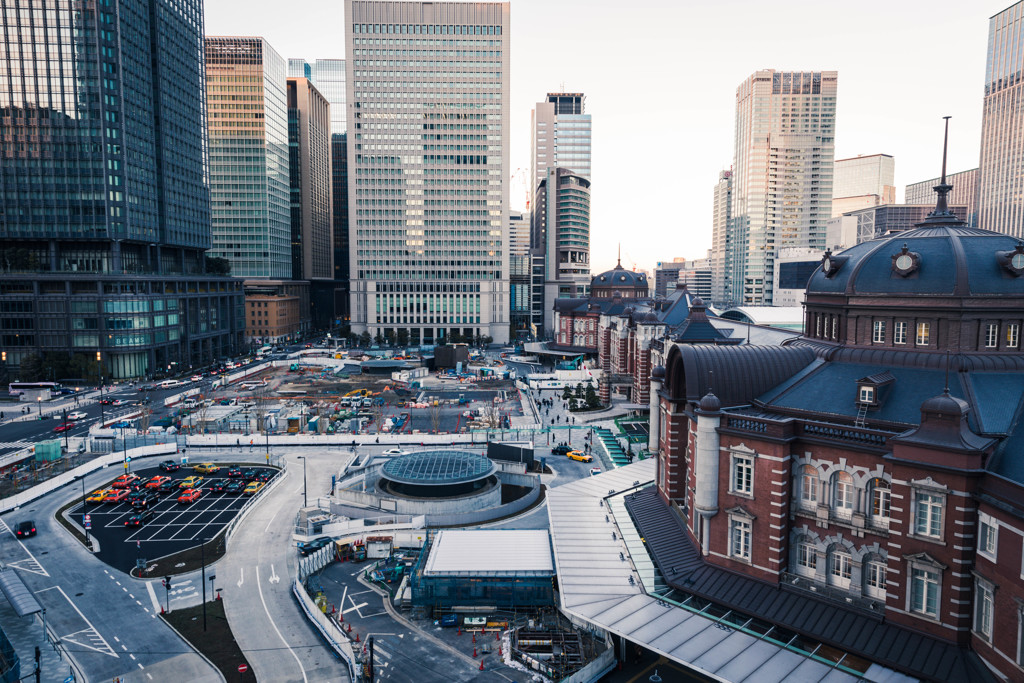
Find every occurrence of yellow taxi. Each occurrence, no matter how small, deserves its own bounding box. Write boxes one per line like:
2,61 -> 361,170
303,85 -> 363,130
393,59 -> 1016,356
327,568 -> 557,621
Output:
87,488 -> 114,504
179,475 -> 204,489
567,450 -> 593,463
244,481 -> 265,496
193,463 -> 220,474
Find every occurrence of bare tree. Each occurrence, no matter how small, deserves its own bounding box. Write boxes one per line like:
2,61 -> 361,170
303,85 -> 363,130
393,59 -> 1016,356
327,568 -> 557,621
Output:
137,406 -> 152,434
428,400 -> 443,434
480,402 -> 502,429
195,396 -> 211,434
370,395 -> 392,434
253,384 -> 269,434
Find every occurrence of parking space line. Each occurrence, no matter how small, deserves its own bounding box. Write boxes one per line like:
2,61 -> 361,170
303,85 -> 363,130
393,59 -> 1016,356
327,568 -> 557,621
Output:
146,581 -> 161,614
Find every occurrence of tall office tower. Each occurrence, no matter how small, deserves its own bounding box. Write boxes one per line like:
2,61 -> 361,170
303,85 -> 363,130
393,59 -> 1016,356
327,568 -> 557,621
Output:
287,78 -> 334,328
0,0 -> 244,380
730,70 -> 837,305
654,259 -> 686,298
345,0 -> 511,345
532,167 -> 591,334
710,170 -> 733,307
531,93 -> 592,205
288,59 -> 351,324
831,154 -> 895,216
205,37 -> 291,279
509,211 -> 531,339
906,168 -> 979,227
980,2 -> 1024,237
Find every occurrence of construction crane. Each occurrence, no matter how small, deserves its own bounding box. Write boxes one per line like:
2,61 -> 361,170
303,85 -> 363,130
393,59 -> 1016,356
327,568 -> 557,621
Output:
510,167 -> 530,212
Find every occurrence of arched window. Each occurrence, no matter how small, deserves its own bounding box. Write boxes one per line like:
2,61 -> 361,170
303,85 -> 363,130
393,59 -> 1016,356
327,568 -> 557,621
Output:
833,471 -> 855,519
869,478 -> 891,529
864,552 -> 887,599
799,465 -> 818,510
793,535 -> 817,578
828,545 -> 853,589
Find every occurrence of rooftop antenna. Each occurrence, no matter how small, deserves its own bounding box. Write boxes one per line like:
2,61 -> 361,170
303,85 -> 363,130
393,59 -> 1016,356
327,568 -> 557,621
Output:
617,244 -> 622,268
933,116 -> 953,217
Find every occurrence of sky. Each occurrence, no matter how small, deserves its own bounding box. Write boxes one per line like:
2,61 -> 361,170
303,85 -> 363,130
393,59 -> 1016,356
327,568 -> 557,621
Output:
205,0 -> 1009,276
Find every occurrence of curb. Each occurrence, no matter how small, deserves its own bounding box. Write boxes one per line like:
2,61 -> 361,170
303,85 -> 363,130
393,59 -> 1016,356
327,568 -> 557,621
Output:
158,609 -> 229,683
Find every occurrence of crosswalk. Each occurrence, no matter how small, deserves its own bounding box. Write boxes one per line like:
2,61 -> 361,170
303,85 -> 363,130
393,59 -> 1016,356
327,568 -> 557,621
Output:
0,441 -> 32,449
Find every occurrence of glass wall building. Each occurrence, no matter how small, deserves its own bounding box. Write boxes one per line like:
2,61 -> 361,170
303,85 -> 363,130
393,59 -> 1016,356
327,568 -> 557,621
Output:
906,168 -> 978,228
345,0 -> 511,345
729,70 -> 837,305
533,168 -> 590,334
831,154 -> 895,217
0,0 -> 243,380
710,170 -> 733,307
205,37 -> 291,279
980,2 -> 1024,237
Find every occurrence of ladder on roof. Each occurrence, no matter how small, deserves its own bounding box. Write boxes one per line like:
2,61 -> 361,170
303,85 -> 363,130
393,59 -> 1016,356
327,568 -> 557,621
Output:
854,403 -> 868,428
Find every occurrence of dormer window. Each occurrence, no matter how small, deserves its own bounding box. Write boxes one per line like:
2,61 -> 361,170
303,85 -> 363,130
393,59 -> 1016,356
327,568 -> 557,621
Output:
856,371 -> 894,410
891,244 -> 921,277
997,241 -> 1024,277
859,386 -> 875,404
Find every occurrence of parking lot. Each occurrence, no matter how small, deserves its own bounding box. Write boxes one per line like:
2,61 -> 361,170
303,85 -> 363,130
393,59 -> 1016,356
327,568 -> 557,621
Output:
69,463 -> 279,573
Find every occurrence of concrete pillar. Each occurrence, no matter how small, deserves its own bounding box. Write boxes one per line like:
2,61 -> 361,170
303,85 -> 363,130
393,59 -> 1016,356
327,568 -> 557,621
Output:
648,371 -> 662,454
694,392 -> 722,520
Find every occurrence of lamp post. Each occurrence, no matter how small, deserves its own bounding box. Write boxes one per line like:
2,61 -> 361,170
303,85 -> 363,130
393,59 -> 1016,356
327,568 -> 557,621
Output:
121,426 -> 129,473
97,351 -> 105,427
36,396 -> 41,419
62,408 -> 69,453
80,474 -> 90,547
297,455 -> 307,508
200,537 -> 208,631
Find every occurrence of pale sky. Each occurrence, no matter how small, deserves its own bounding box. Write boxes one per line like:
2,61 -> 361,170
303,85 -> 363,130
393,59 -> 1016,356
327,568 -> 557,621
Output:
205,0 -> 1009,276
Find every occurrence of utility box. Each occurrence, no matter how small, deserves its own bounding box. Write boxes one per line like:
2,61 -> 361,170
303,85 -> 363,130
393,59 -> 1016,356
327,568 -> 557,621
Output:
366,535 -> 394,559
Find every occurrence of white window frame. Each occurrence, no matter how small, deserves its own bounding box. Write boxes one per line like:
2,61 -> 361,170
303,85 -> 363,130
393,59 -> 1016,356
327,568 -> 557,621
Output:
872,320 -> 886,344
974,577 -> 994,642
858,386 -> 875,404
894,321 -> 907,345
729,516 -> 752,561
865,558 -> 886,599
829,549 -> 853,589
978,512 -> 998,562
833,472 -> 855,519
800,465 -> 818,509
870,479 -> 891,529
1008,323 -> 1020,349
913,490 -> 944,539
985,323 -> 999,349
731,453 -> 754,497
796,540 -> 817,576
910,565 -> 940,619
1017,605 -> 1024,667
916,321 -> 931,346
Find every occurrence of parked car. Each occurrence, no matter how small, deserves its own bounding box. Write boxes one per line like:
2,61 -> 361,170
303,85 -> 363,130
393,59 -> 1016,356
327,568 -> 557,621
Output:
67,411 -> 88,421
125,509 -> 154,526
111,474 -> 141,489
157,480 -> 180,495
225,480 -> 246,495
297,537 -> 333,556
209,480 -> 228,493
99,398 -> 113,405
589,467 -> 602,477
242,469 -> 258,480
159,460 -> 181,472
105,489 -> 130,504
256,470 -> 274,482
179,476 -> 203,489
177,489 -> 201,504
551,444 -> 574,455
145,476 -> 171,489
86,488 -> 113,504
193,462 -> 220,474
15,521 -> 36,539
567,451 -> 593,463
130,491 -> 158,509
244,481 -> 265,496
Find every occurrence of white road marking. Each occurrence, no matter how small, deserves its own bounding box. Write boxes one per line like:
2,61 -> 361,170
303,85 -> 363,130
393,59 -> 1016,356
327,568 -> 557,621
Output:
256,565 -> 308,683
375,646 -> 392,659
343,601 -> 368,615
121,645 -> 128,651
269,564 -> 280,584
146,581 -> 161,614
129,593 -> 135,599
147,674 -> 153,679
114,636 -> 120,642
135,600 -> 142,606
340,586 -> 348,618
237,567 -> 244,588
34,586 -> 118,657
130,653 -> 136,660
137,663 -> 144,670
264,509 -> 279,532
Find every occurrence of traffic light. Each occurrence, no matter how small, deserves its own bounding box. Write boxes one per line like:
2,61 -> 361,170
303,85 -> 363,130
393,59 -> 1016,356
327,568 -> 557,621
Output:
164,575 -> 172,590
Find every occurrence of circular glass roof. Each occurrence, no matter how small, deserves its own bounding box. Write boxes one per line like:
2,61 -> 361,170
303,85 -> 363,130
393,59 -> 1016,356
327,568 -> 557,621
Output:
381,450 -> 495,486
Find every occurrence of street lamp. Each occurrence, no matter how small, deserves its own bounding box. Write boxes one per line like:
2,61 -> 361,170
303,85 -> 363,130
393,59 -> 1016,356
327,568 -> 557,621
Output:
61,409 -> 69,453
36,396 -> 41,419
200,537 -> 208,631
97,351 -> 105,427
297,455 -> 307,508
80,474 -> 90,548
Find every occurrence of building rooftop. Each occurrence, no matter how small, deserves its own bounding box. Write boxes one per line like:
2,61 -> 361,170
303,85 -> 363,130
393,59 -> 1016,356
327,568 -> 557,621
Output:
423,530 -> 553,576
381,450 -> 495,487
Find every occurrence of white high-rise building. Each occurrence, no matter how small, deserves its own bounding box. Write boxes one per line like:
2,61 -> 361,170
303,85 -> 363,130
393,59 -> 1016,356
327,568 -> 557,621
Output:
710,169 -> 733,307
831,154 -> 895,217
344,0 -> 511,345
729,70 -> 837,305
531,93 -> 592,203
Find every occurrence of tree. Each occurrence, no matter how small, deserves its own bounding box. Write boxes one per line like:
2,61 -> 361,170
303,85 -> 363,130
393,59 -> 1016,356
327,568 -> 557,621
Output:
575,383 -> 585,398
137,407 -> 153,434
205,256 -> 231,275
396,328 -> 409,348
359,331 -> 371,348
253,384 -> 269,434
428,400 -> 443,434
561,385 -> 573,400
16,353 -> 44,382
480,402 -> 502,429
585,384 -> 601,410
370,396 -> 390,434
374,330 -> 384,346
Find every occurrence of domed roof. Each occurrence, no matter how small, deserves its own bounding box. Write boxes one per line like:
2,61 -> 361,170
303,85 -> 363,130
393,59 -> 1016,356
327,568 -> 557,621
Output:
698,390 -> 722,413
920,390 -> 970,418
592,262 -> 648,289
807,223 -> 1024,298
381,450 -> 495,486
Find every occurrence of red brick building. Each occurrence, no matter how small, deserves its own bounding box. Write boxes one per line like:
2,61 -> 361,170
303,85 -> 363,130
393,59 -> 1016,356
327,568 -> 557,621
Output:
633,198 -> 1024,681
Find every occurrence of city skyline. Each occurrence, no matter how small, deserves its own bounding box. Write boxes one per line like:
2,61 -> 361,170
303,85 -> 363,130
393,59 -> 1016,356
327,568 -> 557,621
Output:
205,0 -> 1005,275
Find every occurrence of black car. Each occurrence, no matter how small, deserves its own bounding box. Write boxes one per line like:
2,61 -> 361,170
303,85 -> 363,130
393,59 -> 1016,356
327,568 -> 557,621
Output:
242,469 -> 258,480
256,470 -> 274,482
551,444 -> 573,455
209,480 -> 228,493
225,480 -> 246,495
130,491 -> 158,509
15,521 -> 36,539
227,467 -> 243,478
298,537 -> 333,556
159,460 -> 181,472
157,480 -> 179,495
125,509 -> 154,526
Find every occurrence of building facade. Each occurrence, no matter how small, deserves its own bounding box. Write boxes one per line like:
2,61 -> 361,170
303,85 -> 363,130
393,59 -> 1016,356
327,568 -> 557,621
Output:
906,168 -> 978,228
654,259 -> 685,298
0,0 -> 243,380
673,253 -> 713,301
345,0 -> 511,345
641,192 -> 1024,681
831,153 -> 895,217
509,211 -> 531,339
243,280 -> 308,343
709,170 -> 733,307
206,37 -> 291,279
534,168 -> 591,334
826,203 -> 969,250
530,93 -> 591,206
729,70 -> 837,306
980,2 -> 1024,238
287,77 -> 334,329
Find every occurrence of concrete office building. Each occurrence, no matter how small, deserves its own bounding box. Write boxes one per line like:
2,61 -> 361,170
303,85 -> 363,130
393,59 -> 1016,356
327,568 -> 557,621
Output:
771,247 -> 824,307
729,70 -> 837,306
906,168 -> 978,227
0,0 -> 244,380
509,211 -> 531,339
288,58 -> 351,325
709,170 -> 733,307
533,167 -> 591,335
831,154 -> 895,217
654,259 -> 686,298
206,37 -> 292,279
345,0 -> 511,345
980,2 -> 1024,237
287,77 -> 334,329
531,93 -> 592,203
826,204 -> 969,250
674,253 -> 713,301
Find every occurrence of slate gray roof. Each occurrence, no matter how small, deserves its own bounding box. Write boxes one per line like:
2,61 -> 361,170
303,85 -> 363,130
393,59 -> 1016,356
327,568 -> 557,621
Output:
625,488 -> 995,683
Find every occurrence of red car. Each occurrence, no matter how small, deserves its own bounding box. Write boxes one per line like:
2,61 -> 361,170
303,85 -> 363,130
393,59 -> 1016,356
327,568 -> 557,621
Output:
145,476 -> 171,489
177,488 -> 201,504
111,474 -> 142,489
105,489 -> 130,504
53,423 -> 74,433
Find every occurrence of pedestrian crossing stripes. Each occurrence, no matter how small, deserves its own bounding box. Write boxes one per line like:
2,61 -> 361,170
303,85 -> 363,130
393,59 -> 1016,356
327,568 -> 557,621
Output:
0,441 -> 32,449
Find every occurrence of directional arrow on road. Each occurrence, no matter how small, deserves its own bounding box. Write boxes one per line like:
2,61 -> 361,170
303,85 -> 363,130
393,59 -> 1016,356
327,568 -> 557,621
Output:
237,567 -> 244,588
268,565 -> 280,584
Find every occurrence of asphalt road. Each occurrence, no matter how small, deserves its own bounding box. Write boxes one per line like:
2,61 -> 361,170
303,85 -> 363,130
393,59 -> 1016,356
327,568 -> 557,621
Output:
71,464 -> 279,573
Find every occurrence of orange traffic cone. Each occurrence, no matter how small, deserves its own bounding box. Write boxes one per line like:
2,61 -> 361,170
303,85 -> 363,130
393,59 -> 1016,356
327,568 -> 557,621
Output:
347,623 -> 352,633
472,634 -> 476,643
457,627 -> 461,636
495,631 -> 499,641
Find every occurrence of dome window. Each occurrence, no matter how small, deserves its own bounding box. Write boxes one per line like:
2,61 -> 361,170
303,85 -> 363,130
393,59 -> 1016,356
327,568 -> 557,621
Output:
891,244 -> 920,278
997,242 -> 1024,277
820,250 -> 847,278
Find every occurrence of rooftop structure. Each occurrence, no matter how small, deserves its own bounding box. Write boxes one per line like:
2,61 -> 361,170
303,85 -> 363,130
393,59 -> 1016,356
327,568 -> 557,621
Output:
423,530 -> 553,576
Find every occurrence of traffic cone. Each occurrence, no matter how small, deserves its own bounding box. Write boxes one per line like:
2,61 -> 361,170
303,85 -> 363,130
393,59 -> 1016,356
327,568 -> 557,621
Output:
495,631 -> 500,641
355,633 -> 360,643
472,633 -> 476,643
472,647 -> 477,658
498,646 -> 502,656
339,611 -> 344,622
347,623 -> 352,633
457,627 -> 461,636
479,660 -> 484,671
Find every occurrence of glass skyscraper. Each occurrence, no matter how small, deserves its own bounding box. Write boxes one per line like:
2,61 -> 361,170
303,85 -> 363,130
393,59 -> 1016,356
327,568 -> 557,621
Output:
979,2 -> 1024,237
205,37 -> 291,279
0,0 -> 244,380
345,0 -> 511,345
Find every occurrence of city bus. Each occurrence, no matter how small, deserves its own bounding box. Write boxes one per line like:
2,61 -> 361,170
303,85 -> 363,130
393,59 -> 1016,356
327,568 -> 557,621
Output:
8,381 -> 61,398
